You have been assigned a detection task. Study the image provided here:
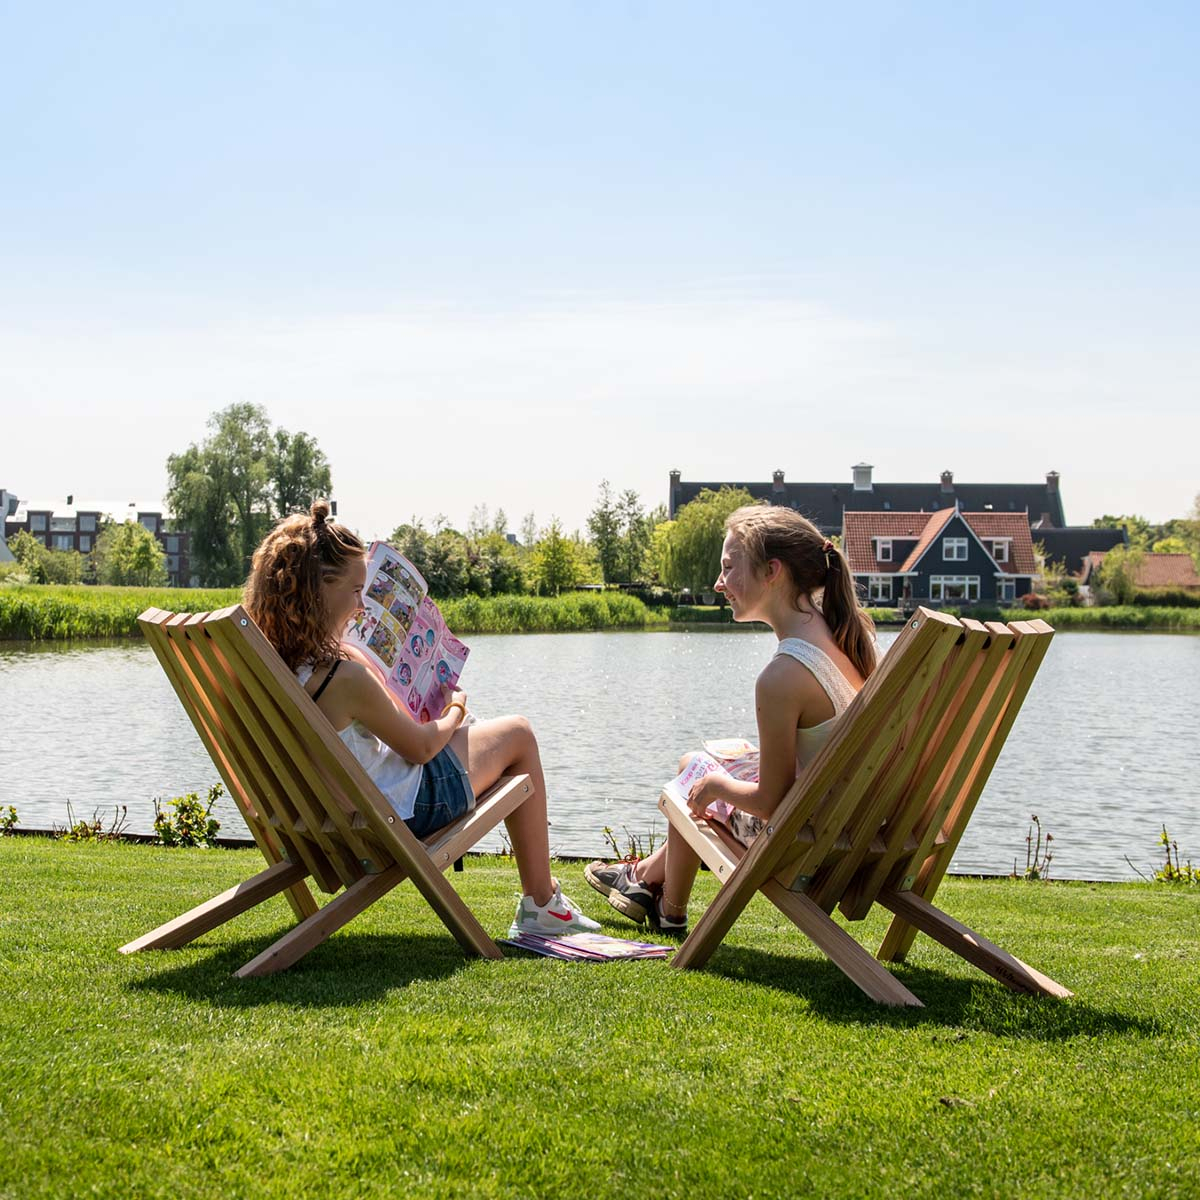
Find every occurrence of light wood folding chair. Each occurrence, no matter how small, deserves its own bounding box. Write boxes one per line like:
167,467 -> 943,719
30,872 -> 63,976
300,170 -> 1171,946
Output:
121,605 -> 531,977
658,607 -> 1071,1007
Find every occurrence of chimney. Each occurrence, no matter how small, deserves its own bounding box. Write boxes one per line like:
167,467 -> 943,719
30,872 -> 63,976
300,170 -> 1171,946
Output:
67,494 -> 74,506
852,463 -> 873,492
669,469 -> 682,518
940,470 -> 954,494
330,499 -> 338,517
772,469 -> 786,494
1046,470 -> 1059,492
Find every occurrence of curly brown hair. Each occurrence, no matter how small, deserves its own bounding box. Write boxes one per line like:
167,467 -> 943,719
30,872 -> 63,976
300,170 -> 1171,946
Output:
244,499 -> 365,671
725,504 -> 877,681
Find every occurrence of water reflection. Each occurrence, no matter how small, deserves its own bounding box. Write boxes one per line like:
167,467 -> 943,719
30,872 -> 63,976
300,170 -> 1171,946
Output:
2,631 -> 1197,881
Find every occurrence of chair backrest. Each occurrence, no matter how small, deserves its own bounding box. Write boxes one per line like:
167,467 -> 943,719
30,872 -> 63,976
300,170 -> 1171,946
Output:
708,608 -> 1053,930
138,604 -> 439,894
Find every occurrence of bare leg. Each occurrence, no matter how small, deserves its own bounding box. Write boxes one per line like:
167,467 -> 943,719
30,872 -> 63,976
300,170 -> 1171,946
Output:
633,752 -> 702,916
451,716 -> 553,905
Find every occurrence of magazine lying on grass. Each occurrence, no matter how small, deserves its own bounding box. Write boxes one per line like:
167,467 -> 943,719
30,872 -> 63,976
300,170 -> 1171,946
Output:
662,740 -> 761,826
345,541 -> 470,724
501,931 -> 673,961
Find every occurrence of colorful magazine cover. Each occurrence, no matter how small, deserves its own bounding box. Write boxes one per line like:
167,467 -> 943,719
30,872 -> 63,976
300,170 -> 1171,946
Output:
500,931 -> 673,961
663,743 -> 761,828
345,541 -> 470,724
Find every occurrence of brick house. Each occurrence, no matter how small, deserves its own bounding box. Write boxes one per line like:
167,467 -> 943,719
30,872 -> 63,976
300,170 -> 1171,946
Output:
1080,551 -> 1200,593
3,494 -> 193,586
842,507 -> 1039,607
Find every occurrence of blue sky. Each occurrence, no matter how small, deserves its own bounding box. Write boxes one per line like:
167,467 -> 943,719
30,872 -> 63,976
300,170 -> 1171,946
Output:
3,1 -> 1197,536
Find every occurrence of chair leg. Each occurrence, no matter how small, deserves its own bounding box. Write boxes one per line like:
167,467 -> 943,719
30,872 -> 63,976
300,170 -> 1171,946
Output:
236,865 -> 408,978
120,859 -> 311,954
877,888 -> 1073,998
761,882 -> 924,1007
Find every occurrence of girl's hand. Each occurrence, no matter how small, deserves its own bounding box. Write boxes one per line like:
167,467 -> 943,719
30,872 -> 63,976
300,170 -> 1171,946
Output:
442,686 -> 467,713
686,771 -> 725,815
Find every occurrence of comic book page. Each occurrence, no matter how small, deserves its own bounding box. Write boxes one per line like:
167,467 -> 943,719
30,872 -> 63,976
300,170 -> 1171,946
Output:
344,541 -> 470,723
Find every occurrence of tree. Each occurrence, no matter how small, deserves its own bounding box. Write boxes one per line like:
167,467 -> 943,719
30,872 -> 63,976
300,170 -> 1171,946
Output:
530,518 -> 588,595
270,428 -> 331,516
166,403 -> 334,586
1151,536 -> 1189,554
587,481 -> 622,583
519,512 -> 538,550
618,488 -> 650,583
1097,545 -> 1145,605
6,531 -> 83,584
93,520 -> 168,587
655,487 -> 756,593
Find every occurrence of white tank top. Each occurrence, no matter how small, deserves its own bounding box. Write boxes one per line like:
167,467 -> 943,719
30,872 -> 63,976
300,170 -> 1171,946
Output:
296,663 -> 422,821
773,638 -> 860,770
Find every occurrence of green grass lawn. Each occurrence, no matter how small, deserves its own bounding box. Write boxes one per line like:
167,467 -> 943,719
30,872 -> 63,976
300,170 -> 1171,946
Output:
2,838 -> 1197,1199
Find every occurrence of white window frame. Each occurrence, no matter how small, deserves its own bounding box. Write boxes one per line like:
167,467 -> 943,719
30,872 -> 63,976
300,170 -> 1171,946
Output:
998,577 -> 1016,602
943,538 -> 968,561
876,538 -> 892,563
868,575 -> 892,602
988,539 -> 1010,563
930,575 -> 980,602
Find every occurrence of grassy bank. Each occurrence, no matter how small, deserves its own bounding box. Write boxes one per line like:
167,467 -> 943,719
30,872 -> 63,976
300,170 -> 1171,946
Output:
1,837 -> 1197,1199
0,584 -> 667,640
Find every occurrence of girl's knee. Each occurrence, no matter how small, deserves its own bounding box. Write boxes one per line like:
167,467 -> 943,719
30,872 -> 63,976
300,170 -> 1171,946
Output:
505,714 -> 537,755
677,750 -> 700,774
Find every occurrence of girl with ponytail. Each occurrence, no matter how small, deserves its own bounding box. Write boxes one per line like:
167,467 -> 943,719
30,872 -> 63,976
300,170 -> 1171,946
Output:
245,500 -> 600,937
585,504 -> 876,934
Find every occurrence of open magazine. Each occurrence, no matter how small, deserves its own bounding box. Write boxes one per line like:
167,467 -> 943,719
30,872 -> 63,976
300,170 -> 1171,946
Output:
501,931 -> 673,961
662,739 -> 760,827
345,541 -> 470,724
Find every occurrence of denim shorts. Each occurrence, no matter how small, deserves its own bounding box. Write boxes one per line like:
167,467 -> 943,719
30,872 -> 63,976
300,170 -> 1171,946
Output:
405,744 -> 475,839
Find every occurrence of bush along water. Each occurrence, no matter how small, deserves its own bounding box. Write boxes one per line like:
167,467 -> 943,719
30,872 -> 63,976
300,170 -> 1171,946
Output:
153,785 -> 223,847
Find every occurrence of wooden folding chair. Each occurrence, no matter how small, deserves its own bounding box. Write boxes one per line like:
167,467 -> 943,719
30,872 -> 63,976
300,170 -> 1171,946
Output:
658,607 -> 1071,1007
121,605 -> 531,977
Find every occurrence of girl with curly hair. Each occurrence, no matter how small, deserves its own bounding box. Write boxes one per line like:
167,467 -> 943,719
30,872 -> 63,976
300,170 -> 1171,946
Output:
245,500 -> 599,936
584,504 -> 876,936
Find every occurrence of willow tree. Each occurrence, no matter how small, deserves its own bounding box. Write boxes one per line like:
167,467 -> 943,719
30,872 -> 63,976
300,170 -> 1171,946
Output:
654,487 -> 755,594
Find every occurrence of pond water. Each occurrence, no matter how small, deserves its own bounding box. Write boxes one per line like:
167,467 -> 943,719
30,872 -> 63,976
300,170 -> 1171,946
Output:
1,630 -> 1197,881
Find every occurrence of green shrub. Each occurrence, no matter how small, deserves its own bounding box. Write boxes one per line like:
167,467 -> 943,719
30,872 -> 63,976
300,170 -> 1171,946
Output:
0,805 -> 16,835
1132,587 -> 1200,608
153,784 -> 223,848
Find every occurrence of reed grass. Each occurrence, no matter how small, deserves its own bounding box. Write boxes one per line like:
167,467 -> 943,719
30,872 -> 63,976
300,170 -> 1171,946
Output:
0,584 -> 667,640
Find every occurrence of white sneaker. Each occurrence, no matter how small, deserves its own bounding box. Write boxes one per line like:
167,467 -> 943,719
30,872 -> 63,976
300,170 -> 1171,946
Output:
509,882 -> 602,936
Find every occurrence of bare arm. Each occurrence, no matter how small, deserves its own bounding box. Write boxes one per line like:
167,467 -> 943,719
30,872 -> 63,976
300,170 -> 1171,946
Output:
687,657 -> 811,818
332,659 -> 464,765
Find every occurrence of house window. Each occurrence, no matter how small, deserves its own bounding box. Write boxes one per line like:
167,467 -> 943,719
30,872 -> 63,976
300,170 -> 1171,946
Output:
166,535 -> 181,553
168,555 -> 180,573
79,515 -> 97,532
943,538 -> 968,561
140,515 -> 158,533
868,576 -> 892,602
30,514 -> 47,532
931,575 -> 980,602
998,578 -> 1015,602
988,539 -> 1009,563
52,534 -> 75,551
877,539 -> 892,563
79,535 -> 92,552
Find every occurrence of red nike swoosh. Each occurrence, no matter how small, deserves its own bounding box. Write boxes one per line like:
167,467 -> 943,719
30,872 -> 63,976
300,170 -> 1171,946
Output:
548,909 -> 573,921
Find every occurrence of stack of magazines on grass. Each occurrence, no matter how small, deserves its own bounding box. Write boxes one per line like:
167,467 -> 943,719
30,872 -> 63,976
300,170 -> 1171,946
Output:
502,931 -> 674,961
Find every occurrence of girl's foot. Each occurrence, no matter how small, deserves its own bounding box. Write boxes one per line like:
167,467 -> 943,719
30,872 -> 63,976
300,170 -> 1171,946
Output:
583,860 -> 654,923
509,882 -> 601,936
646,894 -> 688,938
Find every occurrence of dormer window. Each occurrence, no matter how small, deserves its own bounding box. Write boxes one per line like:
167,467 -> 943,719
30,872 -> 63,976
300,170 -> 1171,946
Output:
988,539 -> 1010,563
877,538 -> 892,563
943,538 -> 968,561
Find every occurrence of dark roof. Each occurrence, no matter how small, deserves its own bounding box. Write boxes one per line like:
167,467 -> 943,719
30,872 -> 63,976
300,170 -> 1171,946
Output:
1036,527 -> 1127,576
670,478 -> 1066,531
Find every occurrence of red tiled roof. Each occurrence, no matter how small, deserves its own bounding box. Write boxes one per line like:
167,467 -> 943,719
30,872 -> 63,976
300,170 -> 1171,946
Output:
897,507 -> 958,572
959,512 -> 1039,575
842,511 -> 935,573
842,508 -> 1039,576
1080,551 -> 1200,588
